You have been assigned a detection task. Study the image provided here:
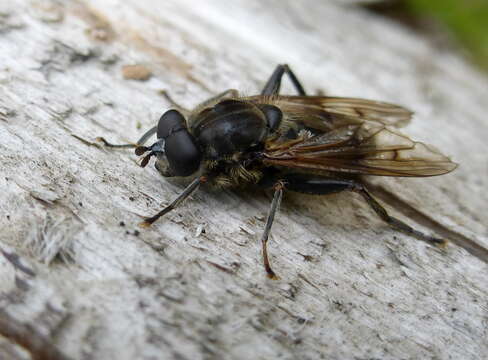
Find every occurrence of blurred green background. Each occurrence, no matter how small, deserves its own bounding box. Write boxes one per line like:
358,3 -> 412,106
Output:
365,0 -> 488,70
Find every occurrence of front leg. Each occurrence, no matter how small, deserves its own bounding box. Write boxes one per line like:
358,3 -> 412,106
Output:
140,175 -> 207,227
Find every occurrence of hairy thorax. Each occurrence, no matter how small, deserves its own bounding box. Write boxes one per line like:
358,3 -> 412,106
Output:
204,155 -> 264,188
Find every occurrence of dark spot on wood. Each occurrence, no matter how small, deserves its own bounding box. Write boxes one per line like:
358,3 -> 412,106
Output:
206,261 -> 235,274
15,276 -> 30,291
1,250 -> 36,277
297,252 -> 314,262
134,275 -> 158,288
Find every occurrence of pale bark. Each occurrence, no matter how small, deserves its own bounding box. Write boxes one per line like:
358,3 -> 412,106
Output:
1,1 -> 487,359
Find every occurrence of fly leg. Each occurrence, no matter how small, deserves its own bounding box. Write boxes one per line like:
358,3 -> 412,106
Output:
193,89 -> 239,110
258,174 -> 354,279
280,173 -> 446,247
159,90 -> 191,117
261,182 -> 284,279
139,176 -> 207,227
261,64 -> 306,96
354,185 -> 446,247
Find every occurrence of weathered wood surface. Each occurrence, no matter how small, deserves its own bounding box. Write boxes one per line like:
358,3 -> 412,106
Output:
1,1 -> 487,359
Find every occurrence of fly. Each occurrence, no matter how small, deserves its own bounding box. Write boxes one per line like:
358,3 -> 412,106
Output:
99,64 -> 457,279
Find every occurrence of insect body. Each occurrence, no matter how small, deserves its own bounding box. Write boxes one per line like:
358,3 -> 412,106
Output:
101,64 -> 457,279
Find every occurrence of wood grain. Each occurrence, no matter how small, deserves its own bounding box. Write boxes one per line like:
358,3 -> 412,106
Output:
1,1 -> 487,359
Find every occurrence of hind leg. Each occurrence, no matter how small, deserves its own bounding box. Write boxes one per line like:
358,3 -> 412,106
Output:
280,173 -> 445,246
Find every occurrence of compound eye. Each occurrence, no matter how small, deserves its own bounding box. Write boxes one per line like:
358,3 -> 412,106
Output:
157,110 -> 186,139
165,130 -> 202,176
259,104 -> 282,132
156,109 -> 201,176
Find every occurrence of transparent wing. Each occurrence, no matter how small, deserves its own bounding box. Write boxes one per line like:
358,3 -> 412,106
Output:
263,121 -> 457,177
245,95 -> 413,131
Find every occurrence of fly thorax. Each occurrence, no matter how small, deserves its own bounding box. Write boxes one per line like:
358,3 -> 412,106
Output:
192,100 -> 268,159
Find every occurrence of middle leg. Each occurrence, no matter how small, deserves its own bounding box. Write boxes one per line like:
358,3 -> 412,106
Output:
261,64 -> 307,96
261,181 -> 284,279
257,174 -> 355,279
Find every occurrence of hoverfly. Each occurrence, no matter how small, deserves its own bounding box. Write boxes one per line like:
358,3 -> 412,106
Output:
100,64 -> 457,279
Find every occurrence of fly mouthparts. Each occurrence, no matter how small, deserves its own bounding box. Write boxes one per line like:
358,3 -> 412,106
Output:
136,140 -> 166,168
